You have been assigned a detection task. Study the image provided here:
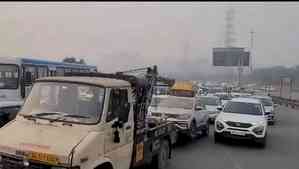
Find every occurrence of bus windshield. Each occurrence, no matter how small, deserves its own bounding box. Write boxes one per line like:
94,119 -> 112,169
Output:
0,64 -> 19,89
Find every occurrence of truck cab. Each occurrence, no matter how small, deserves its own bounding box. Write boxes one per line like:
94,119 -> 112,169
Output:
0,67 -> 175,169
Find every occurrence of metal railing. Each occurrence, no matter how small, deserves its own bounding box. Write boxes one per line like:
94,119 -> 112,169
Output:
270,95 -> 299,109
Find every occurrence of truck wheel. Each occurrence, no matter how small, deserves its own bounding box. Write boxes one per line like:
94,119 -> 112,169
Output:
157,140 -> 170,169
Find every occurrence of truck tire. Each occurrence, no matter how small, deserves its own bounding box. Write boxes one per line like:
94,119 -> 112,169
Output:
95,162 -> 113,169
157,140 -> 170,169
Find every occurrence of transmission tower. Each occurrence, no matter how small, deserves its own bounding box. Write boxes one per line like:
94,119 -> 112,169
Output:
225,7 -> 236,48
225,7 -> 244,88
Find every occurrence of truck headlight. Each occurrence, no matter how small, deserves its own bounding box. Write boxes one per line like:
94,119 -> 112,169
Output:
216,121 -> 224,130
252,126 -> 264,135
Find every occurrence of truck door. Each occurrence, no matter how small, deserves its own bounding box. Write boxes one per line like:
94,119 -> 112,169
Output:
104,88 -> 133,169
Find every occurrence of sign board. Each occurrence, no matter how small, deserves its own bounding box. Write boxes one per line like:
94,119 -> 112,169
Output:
213,47 -> 250,67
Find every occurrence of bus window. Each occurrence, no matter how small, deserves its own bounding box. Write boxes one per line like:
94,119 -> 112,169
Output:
37,67 -> 48,78
65,68 -> 71,73
0,64 -> 19,89
71,69 -> 80,73
56,67 -> 64,76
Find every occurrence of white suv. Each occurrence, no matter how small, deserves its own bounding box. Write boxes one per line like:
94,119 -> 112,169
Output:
214,97 -> 268,148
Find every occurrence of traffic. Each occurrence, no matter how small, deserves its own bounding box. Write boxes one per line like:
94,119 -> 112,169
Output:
0,60 -> 281,169
0,2 -> 297,169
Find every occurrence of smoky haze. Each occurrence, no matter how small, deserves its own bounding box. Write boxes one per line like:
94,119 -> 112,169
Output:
0,2 -> 298,80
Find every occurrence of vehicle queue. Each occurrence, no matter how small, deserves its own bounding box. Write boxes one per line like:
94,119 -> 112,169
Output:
149,80 -> 277,148
0,56 -> 278,169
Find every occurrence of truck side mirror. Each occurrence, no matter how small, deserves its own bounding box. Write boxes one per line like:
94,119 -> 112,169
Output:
217,107 -> 223,111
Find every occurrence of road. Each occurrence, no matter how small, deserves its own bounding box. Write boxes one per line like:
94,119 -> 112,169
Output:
167,106 -> 299,169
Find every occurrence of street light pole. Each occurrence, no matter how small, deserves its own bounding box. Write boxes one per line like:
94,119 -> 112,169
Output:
250,30 -> 254,73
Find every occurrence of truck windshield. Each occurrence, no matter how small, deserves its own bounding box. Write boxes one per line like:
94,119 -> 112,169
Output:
19,82 -> 105,124
223,101 -> 263,116
151,96 -> 193,109
0,64 -> 19,89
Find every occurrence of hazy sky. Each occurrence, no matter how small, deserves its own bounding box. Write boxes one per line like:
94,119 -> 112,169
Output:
0,2 -> 298,77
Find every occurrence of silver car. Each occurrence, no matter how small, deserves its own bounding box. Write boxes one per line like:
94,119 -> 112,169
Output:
197,95 -> 222,123
148,95 -> 210,140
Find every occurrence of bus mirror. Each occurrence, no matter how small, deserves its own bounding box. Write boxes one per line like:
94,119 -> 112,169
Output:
25,72 -> 32,83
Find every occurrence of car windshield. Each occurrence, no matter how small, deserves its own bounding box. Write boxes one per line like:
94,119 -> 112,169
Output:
223,101 -> 263,115
199,97 -> 220,106
0,64 -> 19,89
150,96 -> 194,109
19,82 -> 105,124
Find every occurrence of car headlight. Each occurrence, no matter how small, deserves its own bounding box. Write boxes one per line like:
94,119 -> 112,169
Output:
177,114 -> 192,120
252,126 -> 264,135
215,121 -> 224,130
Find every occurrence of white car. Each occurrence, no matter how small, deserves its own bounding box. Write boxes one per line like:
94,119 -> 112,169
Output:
214,97 -> 268,147
197,95 -> 222,123
148,95 -> 209,140
251,95 -> 276,125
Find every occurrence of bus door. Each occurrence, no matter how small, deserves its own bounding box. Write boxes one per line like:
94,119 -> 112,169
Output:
22,65 -> 37,98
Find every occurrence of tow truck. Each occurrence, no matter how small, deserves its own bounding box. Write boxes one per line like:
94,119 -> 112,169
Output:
0,66 -> 177,169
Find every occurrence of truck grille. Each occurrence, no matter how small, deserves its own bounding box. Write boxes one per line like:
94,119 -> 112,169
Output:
225,121 -> 252,128
164,114 -> 178,119
0,156 -> 52,169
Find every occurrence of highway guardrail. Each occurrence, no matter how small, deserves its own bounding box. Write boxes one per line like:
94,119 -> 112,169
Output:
271,95 -> 299,109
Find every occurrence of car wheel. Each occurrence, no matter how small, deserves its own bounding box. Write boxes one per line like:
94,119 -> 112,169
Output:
256,136 -> 267,148
202,121 -> 209,137
190,121 -> 199,139
214,132 -> 221,143
269,121 -> 275,125
157,140 -> 170,169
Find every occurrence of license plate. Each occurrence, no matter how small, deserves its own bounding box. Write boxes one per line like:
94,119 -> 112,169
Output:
28,152 -> 59,165
135,143 -> 144,163
231,131 -> 245,136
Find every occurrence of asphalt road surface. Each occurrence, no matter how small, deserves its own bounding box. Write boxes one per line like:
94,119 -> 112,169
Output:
167,106 -> 299,169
